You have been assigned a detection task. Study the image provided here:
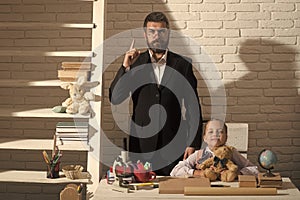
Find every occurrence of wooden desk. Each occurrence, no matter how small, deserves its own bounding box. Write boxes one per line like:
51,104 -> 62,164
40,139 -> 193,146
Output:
92,177 -> 299,200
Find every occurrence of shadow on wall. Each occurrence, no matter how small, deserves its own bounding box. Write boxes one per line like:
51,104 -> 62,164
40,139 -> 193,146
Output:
237,39 -> 300,180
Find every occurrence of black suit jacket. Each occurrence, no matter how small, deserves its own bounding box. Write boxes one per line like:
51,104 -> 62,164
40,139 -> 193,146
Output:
109,50 -> 202,172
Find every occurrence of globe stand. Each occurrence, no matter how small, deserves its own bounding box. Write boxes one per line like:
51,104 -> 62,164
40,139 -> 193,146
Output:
263,168 -> 276,177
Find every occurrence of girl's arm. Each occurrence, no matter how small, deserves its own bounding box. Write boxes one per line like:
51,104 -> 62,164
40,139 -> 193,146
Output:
232,148 -> 259,176
170,150 -> 202,177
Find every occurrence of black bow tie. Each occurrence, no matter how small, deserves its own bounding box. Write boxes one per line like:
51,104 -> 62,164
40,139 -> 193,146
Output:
213,156 -> 228,168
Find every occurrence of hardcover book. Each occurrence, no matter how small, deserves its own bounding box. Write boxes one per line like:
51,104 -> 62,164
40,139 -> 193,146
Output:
56,122 -> 89,142
56,122 -> 89,133
258,173 -> 282,188
62,62 -> 91,68
58,70 -> 90,82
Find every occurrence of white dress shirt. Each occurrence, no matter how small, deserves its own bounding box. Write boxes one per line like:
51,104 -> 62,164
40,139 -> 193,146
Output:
149,49 -> 168,84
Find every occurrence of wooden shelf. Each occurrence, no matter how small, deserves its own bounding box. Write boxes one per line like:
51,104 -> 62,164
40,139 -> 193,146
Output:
0,138 -> 89,151
0,170 -> 91,184
0,22 -> 95,29
0,79 -> 62,87
0,50 -> 93,57
0,108 -> 90,119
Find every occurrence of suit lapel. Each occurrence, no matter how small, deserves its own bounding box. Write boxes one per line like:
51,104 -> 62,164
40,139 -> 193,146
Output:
133,52 -> 157,84
160,51 -> 178,88
134,51 -> 150,67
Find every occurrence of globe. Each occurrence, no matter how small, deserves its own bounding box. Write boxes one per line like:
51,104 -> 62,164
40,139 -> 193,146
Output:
258,149 -> 278,177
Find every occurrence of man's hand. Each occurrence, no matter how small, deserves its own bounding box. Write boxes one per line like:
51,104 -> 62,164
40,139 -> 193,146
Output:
123,39 -> 140,68
183,147 -> 195,160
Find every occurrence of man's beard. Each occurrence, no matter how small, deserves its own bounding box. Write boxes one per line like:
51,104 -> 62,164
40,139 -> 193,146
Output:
147,39 -> 169,53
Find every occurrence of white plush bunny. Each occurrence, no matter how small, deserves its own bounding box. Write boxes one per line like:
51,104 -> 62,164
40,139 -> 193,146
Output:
60,76 -> 100,115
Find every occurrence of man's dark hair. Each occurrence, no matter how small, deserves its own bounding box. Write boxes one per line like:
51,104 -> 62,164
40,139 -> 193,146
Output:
143,12 -> 169,29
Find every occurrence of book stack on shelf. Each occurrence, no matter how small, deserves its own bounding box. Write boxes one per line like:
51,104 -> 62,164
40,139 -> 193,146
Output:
258,173 -> 282,188
58,62 -> 91,82
56,122 -> 89,143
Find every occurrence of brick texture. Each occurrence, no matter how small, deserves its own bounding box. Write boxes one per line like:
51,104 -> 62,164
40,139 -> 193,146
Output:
103,0 -> 300,189
0,0 -> 299,194
0,1 -> 92,199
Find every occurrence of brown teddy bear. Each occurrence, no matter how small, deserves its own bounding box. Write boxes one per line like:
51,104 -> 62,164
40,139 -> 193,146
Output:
196,145 -> 238,182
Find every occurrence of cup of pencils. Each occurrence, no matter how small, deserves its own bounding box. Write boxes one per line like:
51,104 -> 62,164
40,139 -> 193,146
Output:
42,148 -> 62,179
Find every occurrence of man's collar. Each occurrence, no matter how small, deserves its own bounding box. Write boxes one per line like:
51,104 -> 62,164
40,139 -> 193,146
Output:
149,48 -> 168,64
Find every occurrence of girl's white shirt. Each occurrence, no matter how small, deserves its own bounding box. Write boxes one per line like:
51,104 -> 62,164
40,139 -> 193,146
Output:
170,146 -> 259,177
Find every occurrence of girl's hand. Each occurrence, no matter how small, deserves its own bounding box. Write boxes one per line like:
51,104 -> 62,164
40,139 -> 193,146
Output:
209,165 -> 216,171
193,169 -> 205,177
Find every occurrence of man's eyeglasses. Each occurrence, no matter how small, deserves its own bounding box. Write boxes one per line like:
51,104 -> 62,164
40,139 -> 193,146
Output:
145,28 -> 169,37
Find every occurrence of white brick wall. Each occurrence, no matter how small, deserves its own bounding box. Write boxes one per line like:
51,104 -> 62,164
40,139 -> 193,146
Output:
0,0 -> 299,192
103,0 -> 300,188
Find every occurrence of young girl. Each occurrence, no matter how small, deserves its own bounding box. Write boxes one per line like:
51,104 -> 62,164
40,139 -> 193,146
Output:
170,119 -> 258,177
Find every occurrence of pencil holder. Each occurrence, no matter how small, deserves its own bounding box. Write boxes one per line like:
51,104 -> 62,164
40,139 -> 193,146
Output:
47,161 -> 60,179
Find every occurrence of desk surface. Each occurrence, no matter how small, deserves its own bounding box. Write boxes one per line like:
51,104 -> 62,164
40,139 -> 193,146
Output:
92,177 -> 300,200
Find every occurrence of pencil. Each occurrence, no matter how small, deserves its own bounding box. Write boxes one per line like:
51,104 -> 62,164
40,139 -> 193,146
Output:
129,39 -> 135,50
52,134 -> 57,158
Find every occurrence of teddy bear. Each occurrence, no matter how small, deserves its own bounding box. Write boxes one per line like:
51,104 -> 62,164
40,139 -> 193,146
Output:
196,145 -> 238,182
60,76 -> 100,115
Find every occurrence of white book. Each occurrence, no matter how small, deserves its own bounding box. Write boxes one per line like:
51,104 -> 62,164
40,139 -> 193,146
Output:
55,133 -> 88,137
56,133 -> 88,137
56,122 -> 88,128
56,128 -> 88,133
56,122 -> 89,133
58,137 -> 88,141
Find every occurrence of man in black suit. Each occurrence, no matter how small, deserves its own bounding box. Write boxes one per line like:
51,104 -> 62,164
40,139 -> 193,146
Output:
109,12 -> 203,175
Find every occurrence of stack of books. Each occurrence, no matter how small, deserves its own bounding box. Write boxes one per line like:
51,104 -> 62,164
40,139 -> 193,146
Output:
258,172 -> 282,188
58,62 -> 91,82
56,121 -> 89,142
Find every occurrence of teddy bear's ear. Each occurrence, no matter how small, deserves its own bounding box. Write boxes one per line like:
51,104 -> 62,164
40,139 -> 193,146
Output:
212,146 -> 219,151
227,145 -> 236,151
60,83 -> 73,90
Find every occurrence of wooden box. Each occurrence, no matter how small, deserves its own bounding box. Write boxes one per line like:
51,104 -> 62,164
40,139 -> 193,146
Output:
159,177 -> 210,194
238,175 -> 257,187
